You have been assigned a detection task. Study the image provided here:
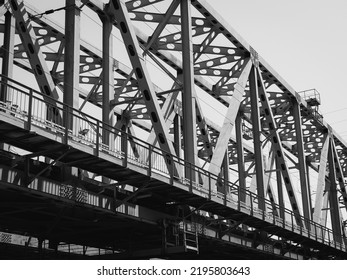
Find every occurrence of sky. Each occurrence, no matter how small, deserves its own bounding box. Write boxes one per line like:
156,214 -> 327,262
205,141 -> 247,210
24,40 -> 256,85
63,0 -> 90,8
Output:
212,0 -> 347,139
24,0 -> 347,140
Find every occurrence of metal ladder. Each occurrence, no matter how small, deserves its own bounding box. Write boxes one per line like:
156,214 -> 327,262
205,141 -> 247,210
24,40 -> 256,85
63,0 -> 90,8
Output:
181,221 -> 199,253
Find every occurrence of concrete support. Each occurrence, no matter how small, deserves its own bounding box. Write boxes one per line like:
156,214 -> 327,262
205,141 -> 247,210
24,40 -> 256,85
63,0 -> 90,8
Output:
293,100 -> 312,228
180,0 -> 197,180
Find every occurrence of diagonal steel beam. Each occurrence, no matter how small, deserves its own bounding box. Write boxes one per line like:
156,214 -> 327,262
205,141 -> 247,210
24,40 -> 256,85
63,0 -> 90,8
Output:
207,58 -> 251,181
8,1 -> 61,105
256,66 -> 303,226
313,135 -> 329,224
145,0 -> 180,51
327,138 -> 343,243
331,139 -> 347,212
108,0 -> 182,178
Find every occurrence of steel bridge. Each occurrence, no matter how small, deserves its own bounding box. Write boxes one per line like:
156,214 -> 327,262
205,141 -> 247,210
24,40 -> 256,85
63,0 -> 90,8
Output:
0,0 -> 346,260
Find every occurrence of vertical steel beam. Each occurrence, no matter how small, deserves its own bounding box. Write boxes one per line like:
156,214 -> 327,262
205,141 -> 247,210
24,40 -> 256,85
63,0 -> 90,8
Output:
173,114 -> 181,157
275,157 -> 285,219
327,139 -> 343,243
249,64 -> 265,210
101,9 -> 115,148
264,150 -> 278,216
64,0 -> 81,130
180,0 -> 197,180
293,100 -> 312,228
0,11 -> 15,151
63,0 -> 80,182
235,112 -> 246,202
220,151 -> 229,195
1,11 -> 15,99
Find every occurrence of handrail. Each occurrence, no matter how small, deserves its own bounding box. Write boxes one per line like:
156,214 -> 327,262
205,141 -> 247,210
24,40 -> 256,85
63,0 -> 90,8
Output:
0,74 -> 345,251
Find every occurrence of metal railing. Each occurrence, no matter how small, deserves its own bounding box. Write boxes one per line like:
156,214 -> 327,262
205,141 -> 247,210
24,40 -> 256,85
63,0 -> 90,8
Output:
0,75 -> 345,252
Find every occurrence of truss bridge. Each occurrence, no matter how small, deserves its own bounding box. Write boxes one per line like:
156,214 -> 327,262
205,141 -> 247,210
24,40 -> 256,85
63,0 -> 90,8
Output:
0,0 -> 346,260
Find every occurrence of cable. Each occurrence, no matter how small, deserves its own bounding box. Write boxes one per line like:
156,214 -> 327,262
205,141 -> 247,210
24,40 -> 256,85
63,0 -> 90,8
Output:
29,4 -> 74,19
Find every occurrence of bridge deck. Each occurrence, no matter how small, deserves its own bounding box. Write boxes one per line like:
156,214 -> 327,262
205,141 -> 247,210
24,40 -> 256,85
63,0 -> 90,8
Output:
0,78 -> 345,259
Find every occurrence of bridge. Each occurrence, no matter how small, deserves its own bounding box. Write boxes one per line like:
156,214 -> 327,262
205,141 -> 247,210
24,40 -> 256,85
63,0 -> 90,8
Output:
0,0 -> 346,260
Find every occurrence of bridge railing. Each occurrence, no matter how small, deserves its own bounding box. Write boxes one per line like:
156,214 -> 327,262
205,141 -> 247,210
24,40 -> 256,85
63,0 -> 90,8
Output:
0,75 -> 345,252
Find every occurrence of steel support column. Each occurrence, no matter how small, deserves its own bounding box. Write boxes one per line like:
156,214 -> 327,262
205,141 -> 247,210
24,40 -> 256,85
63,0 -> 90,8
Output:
180,0 -> 197,180
249,65 -> 265,210
275,157 -> 285,220
173,114 -> 182,157
101,8 -> 115,148
0,11 -> 15,151
293,100 -> 312,228
0,11 -> 14,100
235,112 -> 246,202
64,0 -> 81,130
63,0 -> 81,182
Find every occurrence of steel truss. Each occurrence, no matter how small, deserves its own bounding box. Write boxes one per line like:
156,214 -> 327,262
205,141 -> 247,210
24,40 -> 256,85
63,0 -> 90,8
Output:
0,0 -> 346,259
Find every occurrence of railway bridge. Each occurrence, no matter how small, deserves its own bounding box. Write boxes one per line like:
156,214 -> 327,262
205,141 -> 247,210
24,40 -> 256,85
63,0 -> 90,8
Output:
0,0 -> 346,259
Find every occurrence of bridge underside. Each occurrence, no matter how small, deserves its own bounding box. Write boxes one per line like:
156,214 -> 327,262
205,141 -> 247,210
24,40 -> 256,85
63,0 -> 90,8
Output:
0,114 -> 344,260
